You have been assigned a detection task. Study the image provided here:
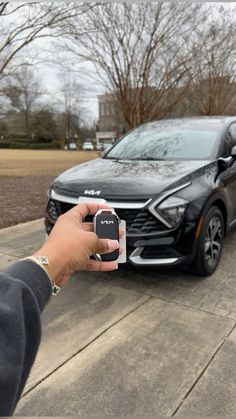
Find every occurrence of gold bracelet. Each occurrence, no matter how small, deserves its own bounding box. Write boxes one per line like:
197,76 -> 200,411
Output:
22,256 -> 61,296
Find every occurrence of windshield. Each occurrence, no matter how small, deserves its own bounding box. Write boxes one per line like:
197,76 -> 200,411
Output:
105,122 -> 220,161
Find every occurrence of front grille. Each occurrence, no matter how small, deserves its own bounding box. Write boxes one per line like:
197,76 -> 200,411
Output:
141,247 -> 180,259
55,201 -> 75,215
47,200 -> 75,222
48,199 -> 166,235
47,199 -> 93,223
115,208 -> 166,235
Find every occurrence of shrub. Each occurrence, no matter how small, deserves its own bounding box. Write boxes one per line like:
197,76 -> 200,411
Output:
10,142 -> 28,149
0,142 -> 10,148
8,141 -> 62,149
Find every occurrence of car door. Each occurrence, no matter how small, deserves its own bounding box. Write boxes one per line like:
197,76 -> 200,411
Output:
220,122 -> 236,226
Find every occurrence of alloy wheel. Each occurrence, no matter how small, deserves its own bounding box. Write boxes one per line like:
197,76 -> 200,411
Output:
204,215 -> 223,269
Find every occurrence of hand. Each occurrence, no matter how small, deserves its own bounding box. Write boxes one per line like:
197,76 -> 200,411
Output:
33,203 -> 120,287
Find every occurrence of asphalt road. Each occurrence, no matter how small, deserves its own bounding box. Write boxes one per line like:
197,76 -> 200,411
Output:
1,220 -> 236,416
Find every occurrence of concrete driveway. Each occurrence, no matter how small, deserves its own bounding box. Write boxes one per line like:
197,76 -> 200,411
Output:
1,220 -> 236,416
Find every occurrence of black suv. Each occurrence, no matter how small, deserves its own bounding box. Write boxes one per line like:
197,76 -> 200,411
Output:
45,117 -> 236,276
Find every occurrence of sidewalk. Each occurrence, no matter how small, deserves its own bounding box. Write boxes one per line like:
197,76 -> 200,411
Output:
1,220 -> 236,416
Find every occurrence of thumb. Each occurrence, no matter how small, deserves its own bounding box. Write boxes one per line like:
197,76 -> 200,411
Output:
95,238 -> 119,255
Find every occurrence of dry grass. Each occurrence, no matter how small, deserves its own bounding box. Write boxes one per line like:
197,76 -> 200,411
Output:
0,149 -> 100,228
0,149 -> 100,176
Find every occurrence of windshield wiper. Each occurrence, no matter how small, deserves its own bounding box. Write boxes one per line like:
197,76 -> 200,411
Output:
129,157 -> 165,161
103,156 -> 119,160
105,156 -> 165,161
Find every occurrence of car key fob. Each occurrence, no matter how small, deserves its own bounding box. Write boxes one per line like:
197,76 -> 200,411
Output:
94,209 -> 120,261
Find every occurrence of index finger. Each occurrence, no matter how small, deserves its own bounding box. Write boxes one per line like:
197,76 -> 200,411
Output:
68,202 -> 113,222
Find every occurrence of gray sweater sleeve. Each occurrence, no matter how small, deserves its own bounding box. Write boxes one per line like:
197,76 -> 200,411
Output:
0,260 -> 51,415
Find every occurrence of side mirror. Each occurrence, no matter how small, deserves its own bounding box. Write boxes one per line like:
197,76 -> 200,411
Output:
218,156 -> 231,172
231,146 -> 236,159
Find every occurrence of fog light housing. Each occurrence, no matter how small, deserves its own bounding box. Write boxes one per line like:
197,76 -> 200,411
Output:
47,200 -> 58,222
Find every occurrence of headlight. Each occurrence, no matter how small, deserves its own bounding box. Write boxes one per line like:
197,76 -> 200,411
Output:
157,196 -> 188,228
47,186 -> 53,198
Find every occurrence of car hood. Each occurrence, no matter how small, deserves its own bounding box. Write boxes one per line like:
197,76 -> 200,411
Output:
52,157 -> 216,199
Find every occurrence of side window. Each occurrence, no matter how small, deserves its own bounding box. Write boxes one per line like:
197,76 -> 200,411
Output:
229,123 -> 236,144
223,123 -> 236,156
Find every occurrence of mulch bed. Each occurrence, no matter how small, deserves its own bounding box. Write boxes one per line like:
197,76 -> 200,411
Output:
0,176 -> 55,229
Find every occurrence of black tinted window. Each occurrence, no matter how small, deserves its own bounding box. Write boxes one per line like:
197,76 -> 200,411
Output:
229,123 -> 236,143
224,123 -> 236,156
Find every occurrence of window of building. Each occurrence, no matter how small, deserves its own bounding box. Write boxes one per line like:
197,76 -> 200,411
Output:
100,103 -> 105,116
111,103 -> 116,114
105,103 -> 110,115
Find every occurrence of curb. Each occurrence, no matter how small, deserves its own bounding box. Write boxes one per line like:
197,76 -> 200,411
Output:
0,218 -> 44,236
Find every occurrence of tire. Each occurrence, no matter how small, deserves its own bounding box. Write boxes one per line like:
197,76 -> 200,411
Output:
190,206 -> 224,276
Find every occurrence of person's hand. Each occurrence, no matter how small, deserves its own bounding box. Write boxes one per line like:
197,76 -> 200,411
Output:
33,203 -> 121,288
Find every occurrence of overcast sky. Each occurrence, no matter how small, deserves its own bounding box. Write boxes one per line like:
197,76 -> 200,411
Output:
21,32 -> 101,126
32,66 -> 100,126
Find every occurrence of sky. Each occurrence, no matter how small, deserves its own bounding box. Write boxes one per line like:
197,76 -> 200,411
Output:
13,32 -> 101,126
37,60 -> 101,124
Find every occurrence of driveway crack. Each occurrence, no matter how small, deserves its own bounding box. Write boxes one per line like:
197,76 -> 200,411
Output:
172,321 -> 236,416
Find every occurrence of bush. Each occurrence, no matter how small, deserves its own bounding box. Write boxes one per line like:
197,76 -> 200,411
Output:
10,142 -> 28,149
8,141 -> 62,150
0,142 -> 10,148
51,139 -> 62,149
28,142 -> 59,149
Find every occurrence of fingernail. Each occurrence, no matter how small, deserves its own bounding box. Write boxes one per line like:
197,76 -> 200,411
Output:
107,240 -> 119,250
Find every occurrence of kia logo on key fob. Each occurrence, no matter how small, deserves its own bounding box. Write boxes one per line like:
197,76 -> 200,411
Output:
94,209 -> 120,261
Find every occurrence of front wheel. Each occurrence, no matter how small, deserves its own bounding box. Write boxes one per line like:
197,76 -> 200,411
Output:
190,206 -> 224,276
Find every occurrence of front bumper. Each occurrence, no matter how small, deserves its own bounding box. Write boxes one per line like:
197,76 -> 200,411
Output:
45,194 -> 198,268
129,247 -> 185,266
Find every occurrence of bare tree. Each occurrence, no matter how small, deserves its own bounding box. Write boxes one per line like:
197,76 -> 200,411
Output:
3,65 -> 42,142
58,72 -> 86,145
0,2 -> 95,81
61,2 -> 208,128
186,6 -> 236,115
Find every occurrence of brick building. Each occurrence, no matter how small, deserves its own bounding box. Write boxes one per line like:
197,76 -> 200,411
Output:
96,93 -> 126,148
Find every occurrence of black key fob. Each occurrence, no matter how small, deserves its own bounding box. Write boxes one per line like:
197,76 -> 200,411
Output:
94,209 -> 120,261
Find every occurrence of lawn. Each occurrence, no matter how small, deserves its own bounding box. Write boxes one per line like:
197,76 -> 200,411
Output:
0,149 -> 99,176
0,149 -> 99,229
